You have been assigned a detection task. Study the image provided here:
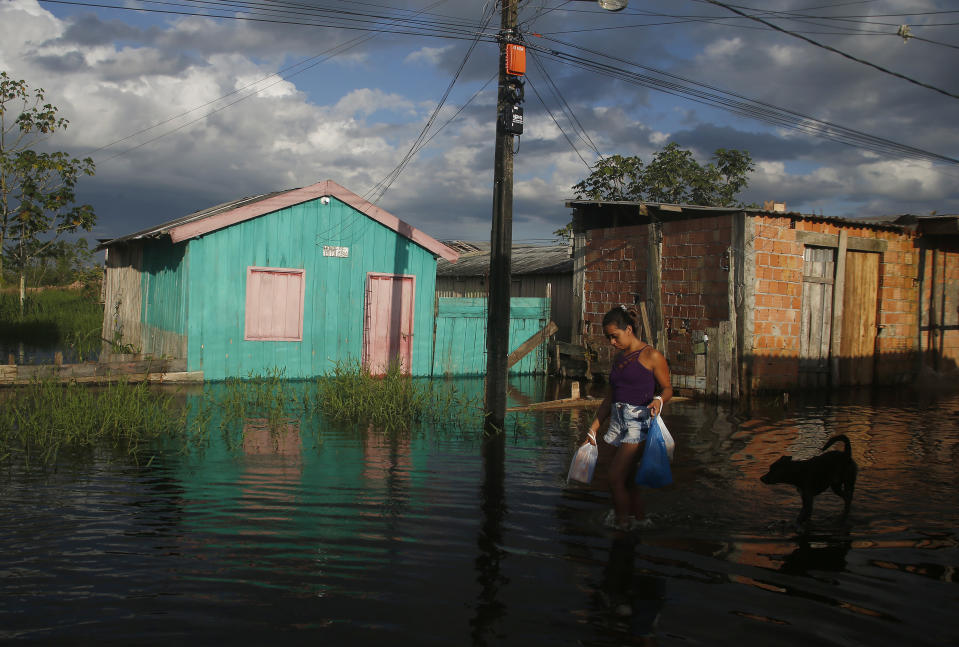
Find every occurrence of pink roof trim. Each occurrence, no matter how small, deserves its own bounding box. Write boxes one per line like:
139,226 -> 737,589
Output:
168,179 -> 459,263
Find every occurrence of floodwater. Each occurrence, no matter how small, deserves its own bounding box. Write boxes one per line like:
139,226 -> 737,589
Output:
1,378 -> 957,646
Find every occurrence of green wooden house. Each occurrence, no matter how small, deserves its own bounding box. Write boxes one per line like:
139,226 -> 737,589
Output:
97,180 -> 459,380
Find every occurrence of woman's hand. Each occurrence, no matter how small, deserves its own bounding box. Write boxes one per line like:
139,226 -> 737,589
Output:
649,395 -> 664,417
584,431 -> 597,445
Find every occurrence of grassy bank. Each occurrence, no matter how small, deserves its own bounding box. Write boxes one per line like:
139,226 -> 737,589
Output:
0,379 -> 186,466
0,288 -> 103,360
1,365 -> 483,467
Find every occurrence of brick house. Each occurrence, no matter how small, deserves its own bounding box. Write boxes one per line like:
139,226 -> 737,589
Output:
565,201 -> 958,398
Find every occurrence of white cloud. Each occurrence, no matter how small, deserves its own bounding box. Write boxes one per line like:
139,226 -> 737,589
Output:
650,131 -> 669,146
703,37 -> 744,59
404,46 -> 451,66
1,0 -> 957,243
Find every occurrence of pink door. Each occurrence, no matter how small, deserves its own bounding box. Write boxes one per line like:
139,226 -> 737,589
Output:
364,273 -> 415,375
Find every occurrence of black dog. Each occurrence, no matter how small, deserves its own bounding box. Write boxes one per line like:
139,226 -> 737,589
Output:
760,434 -> 857,526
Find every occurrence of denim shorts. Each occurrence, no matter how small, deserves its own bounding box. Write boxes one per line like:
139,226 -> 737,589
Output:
603,402 -> 652,447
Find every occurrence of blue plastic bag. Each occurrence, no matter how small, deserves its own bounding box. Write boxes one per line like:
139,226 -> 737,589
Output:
635,418 -> 672,488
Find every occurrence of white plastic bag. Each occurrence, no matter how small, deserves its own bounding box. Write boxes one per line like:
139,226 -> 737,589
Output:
656,416 -> 675,462
567,441 -> 598,484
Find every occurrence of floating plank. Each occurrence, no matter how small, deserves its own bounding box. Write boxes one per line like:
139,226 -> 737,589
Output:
506,395 -> 690,412
0,361 -> 202,387
506,397 -> 605,412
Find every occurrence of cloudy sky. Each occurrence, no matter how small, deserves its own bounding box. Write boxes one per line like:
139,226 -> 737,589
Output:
1,0 -> 957,246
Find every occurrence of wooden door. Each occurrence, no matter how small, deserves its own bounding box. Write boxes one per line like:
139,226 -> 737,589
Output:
839,251 -> 879,385
799,246 -> 835,387
364,273 -> 415,376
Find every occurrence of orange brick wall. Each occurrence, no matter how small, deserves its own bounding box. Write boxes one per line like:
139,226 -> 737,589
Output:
660,215 -> 734,377
875,230 -> 920,381
579,210 -> 944,394
748,215 -> 803,390
748,215 -> 922,390
582,225 -> 649,368
581,216 -> 734,385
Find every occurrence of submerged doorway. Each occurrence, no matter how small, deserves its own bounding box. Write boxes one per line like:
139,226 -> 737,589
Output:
363,273 -> 415,375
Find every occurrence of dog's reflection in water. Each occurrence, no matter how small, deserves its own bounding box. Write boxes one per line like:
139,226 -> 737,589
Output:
595,533 -> 665,644
779,537 -> 853,577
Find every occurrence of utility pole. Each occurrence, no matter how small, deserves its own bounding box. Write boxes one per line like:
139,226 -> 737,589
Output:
485,0 -> 522,432
483,0 -> 627,432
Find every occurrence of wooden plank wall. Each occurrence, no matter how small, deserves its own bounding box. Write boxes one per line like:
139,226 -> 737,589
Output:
799,246 -> 834,388
432,297 -> 551,376
140,239 -> 189,359
100,242 -> 143,360
839,251 -> 879,385
185,197 -> 440,379
435,273 -> 573,342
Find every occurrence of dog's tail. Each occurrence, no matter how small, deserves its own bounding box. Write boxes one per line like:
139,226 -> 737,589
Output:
821,434 -> 851,455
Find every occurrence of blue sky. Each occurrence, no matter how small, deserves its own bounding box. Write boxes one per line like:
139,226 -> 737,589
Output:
2,0 -> 957,247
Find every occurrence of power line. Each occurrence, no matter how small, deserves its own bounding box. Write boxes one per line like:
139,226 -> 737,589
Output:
523,72 -> 592,169
37,0 -> 499,41
90,0 -> 453,164
525,48 -> 599,160
364,2 -> 497,204
701,0 -> 959,101
39,0 -> 959,168
530,34 -> 959,165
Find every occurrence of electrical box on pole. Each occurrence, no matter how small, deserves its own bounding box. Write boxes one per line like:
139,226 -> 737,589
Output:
500,75 -> 525,135
505,43 -> 526,76
501,103 -> 523,135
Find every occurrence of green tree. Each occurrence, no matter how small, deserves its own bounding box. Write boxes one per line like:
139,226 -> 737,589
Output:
0,71 -> 95,311
561,143 -> 754,236
11,237 -> 96,287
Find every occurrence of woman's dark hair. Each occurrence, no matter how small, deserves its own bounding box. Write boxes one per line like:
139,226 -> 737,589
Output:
602,306 -> 638,333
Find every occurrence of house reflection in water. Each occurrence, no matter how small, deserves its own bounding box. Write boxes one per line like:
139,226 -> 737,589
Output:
360,428 -> 412,530
238,419 -> 303,534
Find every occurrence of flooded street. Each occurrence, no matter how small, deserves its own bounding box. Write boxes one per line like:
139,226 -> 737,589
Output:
1,379 -> 957,646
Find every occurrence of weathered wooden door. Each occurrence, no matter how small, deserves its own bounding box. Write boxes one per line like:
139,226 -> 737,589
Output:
839,251 -> 879,385
364,273 -> 415,375
799,246 -> 835,387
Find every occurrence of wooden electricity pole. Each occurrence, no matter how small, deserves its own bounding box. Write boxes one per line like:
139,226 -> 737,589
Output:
484,0 -> 519,432
483,0 -> 624,431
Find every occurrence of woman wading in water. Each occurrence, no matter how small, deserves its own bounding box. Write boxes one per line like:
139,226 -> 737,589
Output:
584,306 -> 672,531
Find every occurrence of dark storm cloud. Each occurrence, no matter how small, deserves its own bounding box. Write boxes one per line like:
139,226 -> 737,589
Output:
32,50 -> 88,74
666,124 -> 823,161
56,13 -> 143,46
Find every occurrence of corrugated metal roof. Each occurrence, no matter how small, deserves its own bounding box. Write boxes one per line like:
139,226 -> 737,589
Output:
95,191 -> 285,249
437,244 -> 572,277
565,199 -> 910,232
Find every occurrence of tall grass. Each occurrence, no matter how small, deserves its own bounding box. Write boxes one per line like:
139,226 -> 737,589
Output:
311,360 -> 481,432
0,288 -> 102,358
0,379 -> 186,466
0,363 -> 483,468
196,368 -> 303,451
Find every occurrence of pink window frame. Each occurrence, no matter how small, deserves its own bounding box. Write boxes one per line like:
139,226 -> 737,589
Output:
244,266 -> 306,342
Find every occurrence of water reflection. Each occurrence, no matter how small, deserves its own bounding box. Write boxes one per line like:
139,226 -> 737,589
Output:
0,381 -> 957,645
595,535 -> 665,645
778,537 -> 852,576
471,432 -> 507,647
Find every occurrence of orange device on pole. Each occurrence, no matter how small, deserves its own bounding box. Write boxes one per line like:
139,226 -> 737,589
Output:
505,44 -> 526,76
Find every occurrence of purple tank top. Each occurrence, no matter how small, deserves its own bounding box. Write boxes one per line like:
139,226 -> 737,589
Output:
609,348 -> 655,406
